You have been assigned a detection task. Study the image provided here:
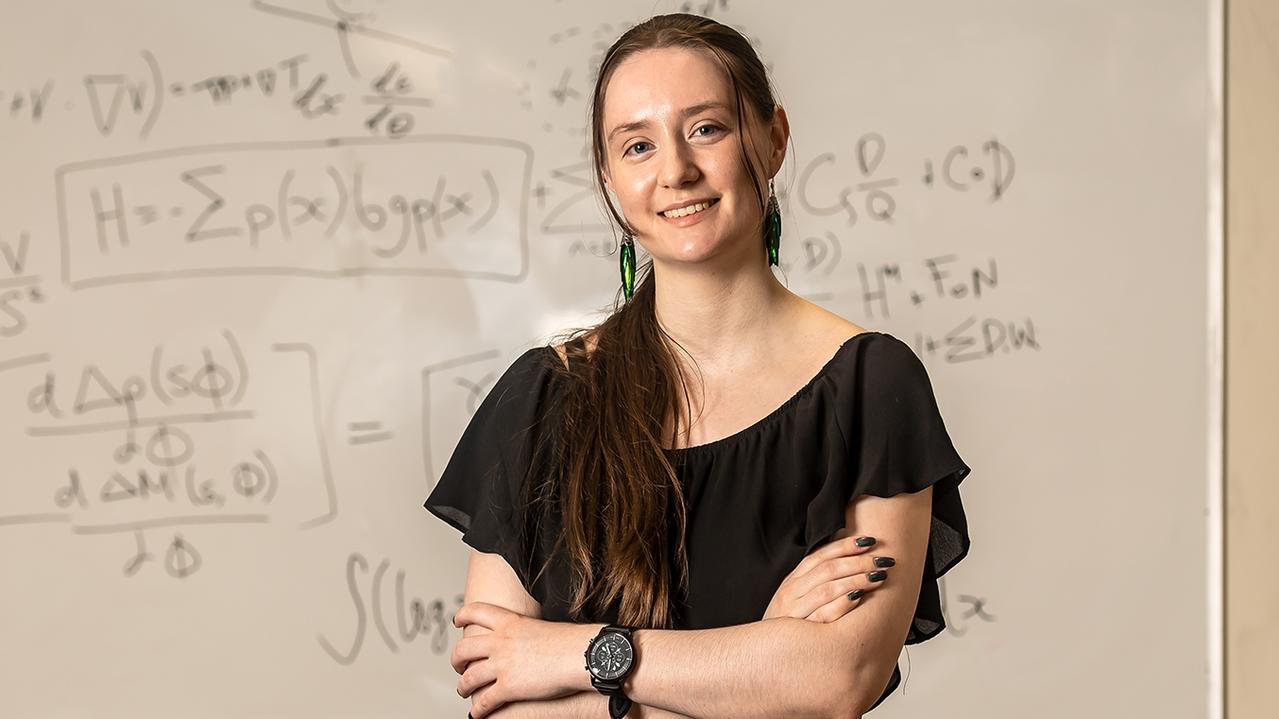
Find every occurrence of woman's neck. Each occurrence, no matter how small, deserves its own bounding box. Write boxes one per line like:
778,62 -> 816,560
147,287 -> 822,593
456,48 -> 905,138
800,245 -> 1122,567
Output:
651,255 -> 803,370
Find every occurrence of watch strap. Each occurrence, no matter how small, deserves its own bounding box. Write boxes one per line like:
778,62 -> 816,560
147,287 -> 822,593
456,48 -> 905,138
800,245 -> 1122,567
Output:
608,693 -> 633,719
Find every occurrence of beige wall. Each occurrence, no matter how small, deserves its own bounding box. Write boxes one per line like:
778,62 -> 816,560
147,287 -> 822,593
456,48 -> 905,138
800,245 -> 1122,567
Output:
1227,0 -> 1279,715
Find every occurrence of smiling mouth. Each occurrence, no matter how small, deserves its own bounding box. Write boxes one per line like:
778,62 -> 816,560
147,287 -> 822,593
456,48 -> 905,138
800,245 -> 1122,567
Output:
657,198 -> 720,218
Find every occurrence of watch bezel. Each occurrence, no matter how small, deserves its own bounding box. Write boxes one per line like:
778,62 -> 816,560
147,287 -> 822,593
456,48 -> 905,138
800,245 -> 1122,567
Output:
585,629 -> 634,682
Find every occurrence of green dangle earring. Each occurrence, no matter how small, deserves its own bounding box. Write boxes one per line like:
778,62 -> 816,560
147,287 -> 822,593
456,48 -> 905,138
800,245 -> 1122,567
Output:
764,178 -> 781,267
619,228 -> 636,301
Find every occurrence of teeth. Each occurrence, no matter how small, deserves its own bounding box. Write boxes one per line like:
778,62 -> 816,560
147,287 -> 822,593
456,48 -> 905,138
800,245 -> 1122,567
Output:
662,199 -> 715,218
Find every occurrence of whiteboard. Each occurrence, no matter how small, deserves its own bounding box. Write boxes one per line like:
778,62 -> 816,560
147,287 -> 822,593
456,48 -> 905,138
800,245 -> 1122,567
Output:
0,1 -> 1222,717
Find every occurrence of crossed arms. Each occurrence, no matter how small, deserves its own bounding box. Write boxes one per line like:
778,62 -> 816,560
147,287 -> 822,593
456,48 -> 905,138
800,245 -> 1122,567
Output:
452,485 -> 933,719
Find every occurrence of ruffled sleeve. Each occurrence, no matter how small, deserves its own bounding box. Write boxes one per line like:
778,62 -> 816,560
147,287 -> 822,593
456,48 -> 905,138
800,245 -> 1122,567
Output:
805,333 -> 972,646
423,347 -> 557,591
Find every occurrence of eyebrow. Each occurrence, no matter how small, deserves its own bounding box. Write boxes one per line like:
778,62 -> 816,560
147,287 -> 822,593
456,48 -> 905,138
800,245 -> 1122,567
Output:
607,101 -> 731,144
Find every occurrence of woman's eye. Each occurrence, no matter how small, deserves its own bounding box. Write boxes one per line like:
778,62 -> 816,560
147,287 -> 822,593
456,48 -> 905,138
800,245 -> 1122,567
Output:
624,126 -> 720,157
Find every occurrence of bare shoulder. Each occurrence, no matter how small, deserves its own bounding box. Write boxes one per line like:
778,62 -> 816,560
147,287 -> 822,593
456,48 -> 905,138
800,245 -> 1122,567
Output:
550,331 -> 599,370
795,300 -> 872,349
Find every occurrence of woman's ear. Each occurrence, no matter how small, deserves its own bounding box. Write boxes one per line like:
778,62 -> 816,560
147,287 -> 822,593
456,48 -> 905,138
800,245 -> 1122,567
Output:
769,104 -> 791,176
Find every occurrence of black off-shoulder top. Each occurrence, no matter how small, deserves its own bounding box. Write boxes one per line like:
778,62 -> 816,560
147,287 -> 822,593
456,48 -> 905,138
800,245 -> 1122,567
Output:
425,331 -> 972,711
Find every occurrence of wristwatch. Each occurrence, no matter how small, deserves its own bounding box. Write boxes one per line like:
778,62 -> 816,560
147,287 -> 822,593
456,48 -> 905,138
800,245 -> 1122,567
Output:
584,624 -> 636,718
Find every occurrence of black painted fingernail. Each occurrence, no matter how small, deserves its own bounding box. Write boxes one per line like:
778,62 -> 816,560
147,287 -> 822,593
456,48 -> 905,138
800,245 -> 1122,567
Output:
847,589 -> 865,601
868,570 -> 888,582
873,557 -> 895,568
855,536 -> 876,547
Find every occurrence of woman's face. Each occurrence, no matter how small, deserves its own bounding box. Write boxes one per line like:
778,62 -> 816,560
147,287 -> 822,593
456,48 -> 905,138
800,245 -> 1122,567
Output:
599,46 -> 784,266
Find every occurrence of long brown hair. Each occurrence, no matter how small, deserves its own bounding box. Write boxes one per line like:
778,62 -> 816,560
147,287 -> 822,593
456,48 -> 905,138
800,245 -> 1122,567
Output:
523,13 -> 783,629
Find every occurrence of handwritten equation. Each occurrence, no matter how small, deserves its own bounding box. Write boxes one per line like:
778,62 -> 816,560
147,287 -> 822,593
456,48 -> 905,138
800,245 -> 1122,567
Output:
0,333 -> 336,578
795,133 -> 1015,227
317,551 -> 461,666
3,0 -> 453,142
0,230 -> 45,341
55,135 -> 532,288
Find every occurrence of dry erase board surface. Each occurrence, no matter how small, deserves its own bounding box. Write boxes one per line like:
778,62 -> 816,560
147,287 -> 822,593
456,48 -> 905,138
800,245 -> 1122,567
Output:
0,1 -> 1218,717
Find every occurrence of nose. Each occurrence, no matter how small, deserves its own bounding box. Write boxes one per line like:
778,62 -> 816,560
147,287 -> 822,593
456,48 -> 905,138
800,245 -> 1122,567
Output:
660,140 -> 700,188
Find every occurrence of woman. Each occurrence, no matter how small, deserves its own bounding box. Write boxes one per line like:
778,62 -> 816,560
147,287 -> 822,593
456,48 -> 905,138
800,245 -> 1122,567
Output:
425,13 -> 971,718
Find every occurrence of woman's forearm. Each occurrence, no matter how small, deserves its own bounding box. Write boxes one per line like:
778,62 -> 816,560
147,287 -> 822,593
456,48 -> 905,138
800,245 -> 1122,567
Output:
519,618 -> 855,718
466,610 -> 860,718
617,617 -> 855,719
480,616 -> 857,718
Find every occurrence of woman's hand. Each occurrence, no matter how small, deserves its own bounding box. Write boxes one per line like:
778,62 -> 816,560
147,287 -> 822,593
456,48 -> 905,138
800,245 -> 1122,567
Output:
762,531 -> 894,623
451,601 -> 600,719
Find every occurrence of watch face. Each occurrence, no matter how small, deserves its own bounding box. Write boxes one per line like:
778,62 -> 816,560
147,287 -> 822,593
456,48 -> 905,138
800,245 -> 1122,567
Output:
587,633 -> 633,681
